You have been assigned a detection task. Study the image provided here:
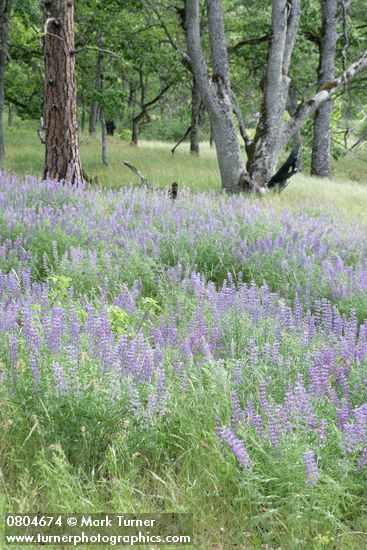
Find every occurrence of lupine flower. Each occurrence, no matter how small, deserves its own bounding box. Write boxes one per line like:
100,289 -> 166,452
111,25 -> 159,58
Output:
303,450 -> 318,486
216,425 -> 252,470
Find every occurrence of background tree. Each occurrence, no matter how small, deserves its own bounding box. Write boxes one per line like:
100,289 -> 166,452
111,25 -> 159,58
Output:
311,0 -> 339,177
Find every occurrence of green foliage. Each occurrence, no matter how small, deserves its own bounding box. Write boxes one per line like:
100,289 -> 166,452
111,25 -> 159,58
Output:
107,305 -> 131,334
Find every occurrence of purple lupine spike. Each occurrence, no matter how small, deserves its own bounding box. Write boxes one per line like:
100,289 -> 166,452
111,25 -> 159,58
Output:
232,360 -> 244,386
317,419 -> 327,447
303,450 -> 318,486
358,445 -> 367,469
231,391 -> 242,428
52,362 -> 69,393
216,425 -> 252,470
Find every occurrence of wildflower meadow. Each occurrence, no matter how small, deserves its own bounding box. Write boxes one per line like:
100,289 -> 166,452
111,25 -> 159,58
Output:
1,172 -> 367,548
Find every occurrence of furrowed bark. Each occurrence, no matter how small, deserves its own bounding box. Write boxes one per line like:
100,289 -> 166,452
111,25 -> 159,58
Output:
0,0 -> 11,162
42,0 -> 83,185
311,0 -> 338,177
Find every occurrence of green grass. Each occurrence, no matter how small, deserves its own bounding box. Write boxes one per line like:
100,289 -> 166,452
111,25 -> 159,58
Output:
1,119 -> 221,192
2,118 -> 367,198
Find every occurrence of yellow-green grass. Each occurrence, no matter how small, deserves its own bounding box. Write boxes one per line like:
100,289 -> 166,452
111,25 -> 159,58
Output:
1,119 -> 367,220
1,120 -> 221,192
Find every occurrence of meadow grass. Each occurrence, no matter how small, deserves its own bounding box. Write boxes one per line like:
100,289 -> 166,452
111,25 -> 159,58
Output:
1,122 -> 367,550
1,118 -> 367,200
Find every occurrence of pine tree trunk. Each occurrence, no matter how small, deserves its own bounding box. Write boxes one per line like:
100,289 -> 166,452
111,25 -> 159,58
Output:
190,76 -> 200,155
0,0 -> 11,163
42,0 -> 83,185
311,0 -> 338,177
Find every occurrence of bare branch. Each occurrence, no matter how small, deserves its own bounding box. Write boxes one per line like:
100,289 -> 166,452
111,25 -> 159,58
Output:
123,161 -> 151,188
302,29 -> 321,48
70,46 -> 122,60
171,125 -> 192,155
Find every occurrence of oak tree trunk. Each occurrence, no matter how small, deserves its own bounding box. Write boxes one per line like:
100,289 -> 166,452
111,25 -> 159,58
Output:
190,76 -> 200,155
311,0 -> 338,177
0,0 -> 11,163
42,0 -> 83,185
185,0 -> 250,193
247,0 -> 301,186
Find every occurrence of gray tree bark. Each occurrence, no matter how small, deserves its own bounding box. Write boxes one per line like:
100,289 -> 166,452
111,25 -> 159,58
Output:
89,48 -> 103,136
287,83 -> 302,163
246,0 -> 301,186
311,0 -> 338,177
96,35 -> 108,166
101,112 -> 108,166
0,0 -> 11,163
184,0 -> 366,193
185,0 -> 251,193
285,50 -> 367,140
89,101 -> 98,135
190,76 -> 201,155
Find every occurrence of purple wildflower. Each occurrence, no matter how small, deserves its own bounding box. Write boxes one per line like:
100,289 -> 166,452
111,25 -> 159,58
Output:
303,450 -> 318,486
216,425 -> 252,470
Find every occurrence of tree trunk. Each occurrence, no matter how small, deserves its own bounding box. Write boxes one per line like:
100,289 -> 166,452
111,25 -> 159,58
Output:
101,113 -> 108,166
89,45 -> 103,136
0,0 -> 11,163
106,120 -> 116,136
42,0 -> 83,185
185,0 -> 251,193
287,84 -> 301,151
246,0 -> 301,186
311,0 -> 338,177
190,76 -> 200,155
81,104 -> 86,132
209,124 -> 214,147
131,118 -> 139,146
89,100 -> 98,135
95,36 -> 108,166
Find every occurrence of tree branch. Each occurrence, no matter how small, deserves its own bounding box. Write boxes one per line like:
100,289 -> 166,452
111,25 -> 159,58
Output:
285,50 -> 367,140
144,0 -> 192,71
231,91 -> 252,148
302,29 -> 321,48
70,46 -> 122,60
228,34 -> 270,54
123,161 -> 150,187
